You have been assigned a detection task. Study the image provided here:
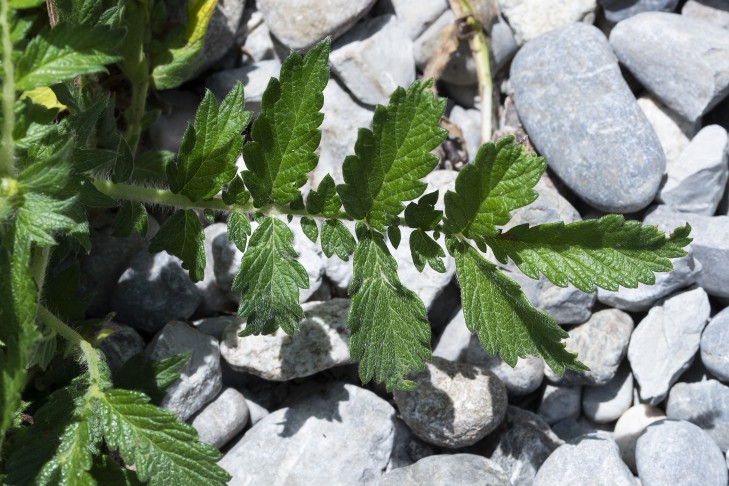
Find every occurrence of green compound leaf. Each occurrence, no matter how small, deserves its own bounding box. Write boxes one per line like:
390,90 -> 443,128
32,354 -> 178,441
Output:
221,174 -> 250,206
132,150 -> 174,184
168,83 -> 250,202
337,80 -> 447,230
404,191 -> 442,230
320,219 -> 356,261
149,209 -> 205,283
410,229 -> 446,273
306,174 -> 341,217
448,238 -> 587,376
301,216 -> 318,243
15,23 -> 124,91
485,215 -> 692,293
444,136 -> 545,239
16,192 -> 88,248
112,201 -> 148,237
232,217 -> 309,336
347,227 -> 431,391
90,455 -> 143,485
227,211 -> 252,252
388,225 -> 401,249
113,353 -> 191,404
243,39 -> 330,206
97,389 -> 229,485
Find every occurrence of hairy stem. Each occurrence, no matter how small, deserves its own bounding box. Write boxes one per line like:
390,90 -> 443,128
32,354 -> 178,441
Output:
125,74 -> 149,155
0,0 -> 15,177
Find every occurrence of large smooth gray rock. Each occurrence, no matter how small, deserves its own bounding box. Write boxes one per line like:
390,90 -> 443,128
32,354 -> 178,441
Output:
498,0 -> 597,44
610,12 -> 729,123
466,337 -> 544,396
394,357 -> 508,448
511,23 -> 664,212
258,0 -> 376,49
583,365 -> 634,423
614,404 -> 666,472
533,434 -> 635,486
627,287 -> 711,404
220,383 -> 395,485
636,420 -> 728,486
701,307 -> 729,382
379,454 -> 509,485
666,380 -> 729,452
538,384 -> 581,425
600,0 -> 678,23
682,0 -> 729,30
190,388 -> 249,449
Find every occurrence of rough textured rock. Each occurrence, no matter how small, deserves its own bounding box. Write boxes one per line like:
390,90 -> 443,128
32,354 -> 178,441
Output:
220,299 -> 350,380
190,388 -> 249,449
701,307 -> 729,382
330,15 -> 415,106
387,0 -> 448,39
627,287 -> 710,404
379,454 -> 509,485
545,309 -> 634,386
614,404 -> 666,472
533,434 -> 635,486
538,384 -> 581,425
498,0 -> 597,44
466,337 -> 544,395
94,322 -> 145,372
257,0 -> 376,49
682,0 -> 729,29
600,0 -> 678,23
666,380 -> 729,452
636,420 -> 728,486
582,365 -> 634,424
659,125 -> 729,215
146,321 -> 222,421
394,357 -> 508,448
206,60 -> 281,115
644,206 -> 729,298
637,95 -> 698,166
511,23 -> 664,212
220,383 -> 395,485
112,251 -> 202,334
610,12 -> 729,123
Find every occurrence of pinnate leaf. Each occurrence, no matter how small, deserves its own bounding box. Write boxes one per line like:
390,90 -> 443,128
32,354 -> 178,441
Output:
409,230 -> 446,273
404,191 -> 442,230
485,215 -> 691,292
112,201 -> 148,237
301,216 -> 318,243
338,80 -> 447,229
227,211 -> 252,252
320,219 -> 356,261
149,210 -> 205,282
306,174 -> 341,217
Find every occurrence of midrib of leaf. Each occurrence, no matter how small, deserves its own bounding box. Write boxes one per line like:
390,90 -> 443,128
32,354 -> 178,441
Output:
184,98 -> 233,190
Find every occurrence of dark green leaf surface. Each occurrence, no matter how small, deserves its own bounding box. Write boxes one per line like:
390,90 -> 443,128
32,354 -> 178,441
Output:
16,192 -> 87,248
404,191 -> 442,230
113,353 -> 190,404
337,80 -> 447,229
320,219 -> 355,261
221,174 -> 249,206
306,174 -> 341,217
132,150 -> 173,184
347,228 -> 431,391
409,229 -> 445,273
242,39 -> 330,206
112,201 -> 148,237
233,217 -> 308,336
301,216 -> 318,243
149,210 -> 205,282
227,212 -> 251,252
387,225 -> 401,249
485,215 -> 691,292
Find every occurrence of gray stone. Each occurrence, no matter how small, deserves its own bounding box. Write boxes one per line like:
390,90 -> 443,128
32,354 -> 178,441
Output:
600,0 -> 678,23
206,60 -> 281,115
394,357 -> 508,448
659,125 -> 729,215
242,21 -> 278,63
440,40 -> 478,87
432,310 -> 472,362
583,365 -> 634,423
387,418 -> 435,471
644,206 -> 729,298
614,404 -> 666,472
546,309 -> 634,386
200,1 -> 245,71
491,15 -> 519,73
702,307 -> 729,382
666,380 -> 729,452
538,384 -> 581,425
413,9 -> 455,68
220,299 -> 350,380
636,420 -> 728,486
466,336 -> 544,395
193,315 -> 241,341
113,251 -> 202,334
196,223 -> 234,315
380,454 -> 509,485
507,270 -> 596,325
597,249 -> 701,311
627,287 -> 711,404
682,0 -> 729,30
449,105 -> 481,163
511,23 -> 664,212
190,388 -> 249,449
258,0 -> 376,50
330,15 -> 415,106
94,321 -> 144,371
211,227 -> 241,300
533,434 -> 635,486
146,321 -> 223,421
551,418 -> 596,442
220,382 -> 395,485
388,0 -> 448,39
610,12 -> 729,123
498,0 -> 597,44
147,90 -> 200,154
238,388 -> 270,426
637,95 -> 698,166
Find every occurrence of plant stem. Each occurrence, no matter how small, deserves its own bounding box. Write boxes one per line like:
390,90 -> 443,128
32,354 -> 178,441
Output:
125,74 -> 149,154
0,0 -> 15,177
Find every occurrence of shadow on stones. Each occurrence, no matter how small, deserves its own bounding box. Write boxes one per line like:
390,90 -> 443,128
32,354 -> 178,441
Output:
278,315 -> 334,380
278,381 -> 350,438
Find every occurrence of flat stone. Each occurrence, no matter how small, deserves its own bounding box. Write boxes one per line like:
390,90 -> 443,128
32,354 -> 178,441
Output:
206,59 -> 281,115
666,380 -> 729,452
380,454 -> 509,485
546,309 -> 634,386
388,0 -> 448,39
498,0 -> 597,45
701,307 -> 729,382
637,95 -> 698,166
644,206 -> 729,297
627,287 -> 711,404
583,365 -> 634,423
146,321 -> 222,420
511,23 -> 664,212
533,434 -> 635,486
112,251 -> 202,334
330,15 -> 415,106
432,309 -> 472,362
220,299 -> 350,380
538,384 -> 581,425
636,420 -> 728,486
466,336 -> 544,395
394,357 -> 508,448
190,388 -> 249,449
94,321 -> 145,371
220,382 -> 395,484
682,0 -> 729,30
614,404 -> 666,472
600,0 -> 678,23
610,12 -> 729,123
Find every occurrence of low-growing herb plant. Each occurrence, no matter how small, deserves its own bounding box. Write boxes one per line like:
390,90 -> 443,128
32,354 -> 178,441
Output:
0,0 -> 690,483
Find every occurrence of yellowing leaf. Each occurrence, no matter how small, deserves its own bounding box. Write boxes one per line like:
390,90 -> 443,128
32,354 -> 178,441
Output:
186,0 -> 218,44
21,87 -> 67,111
